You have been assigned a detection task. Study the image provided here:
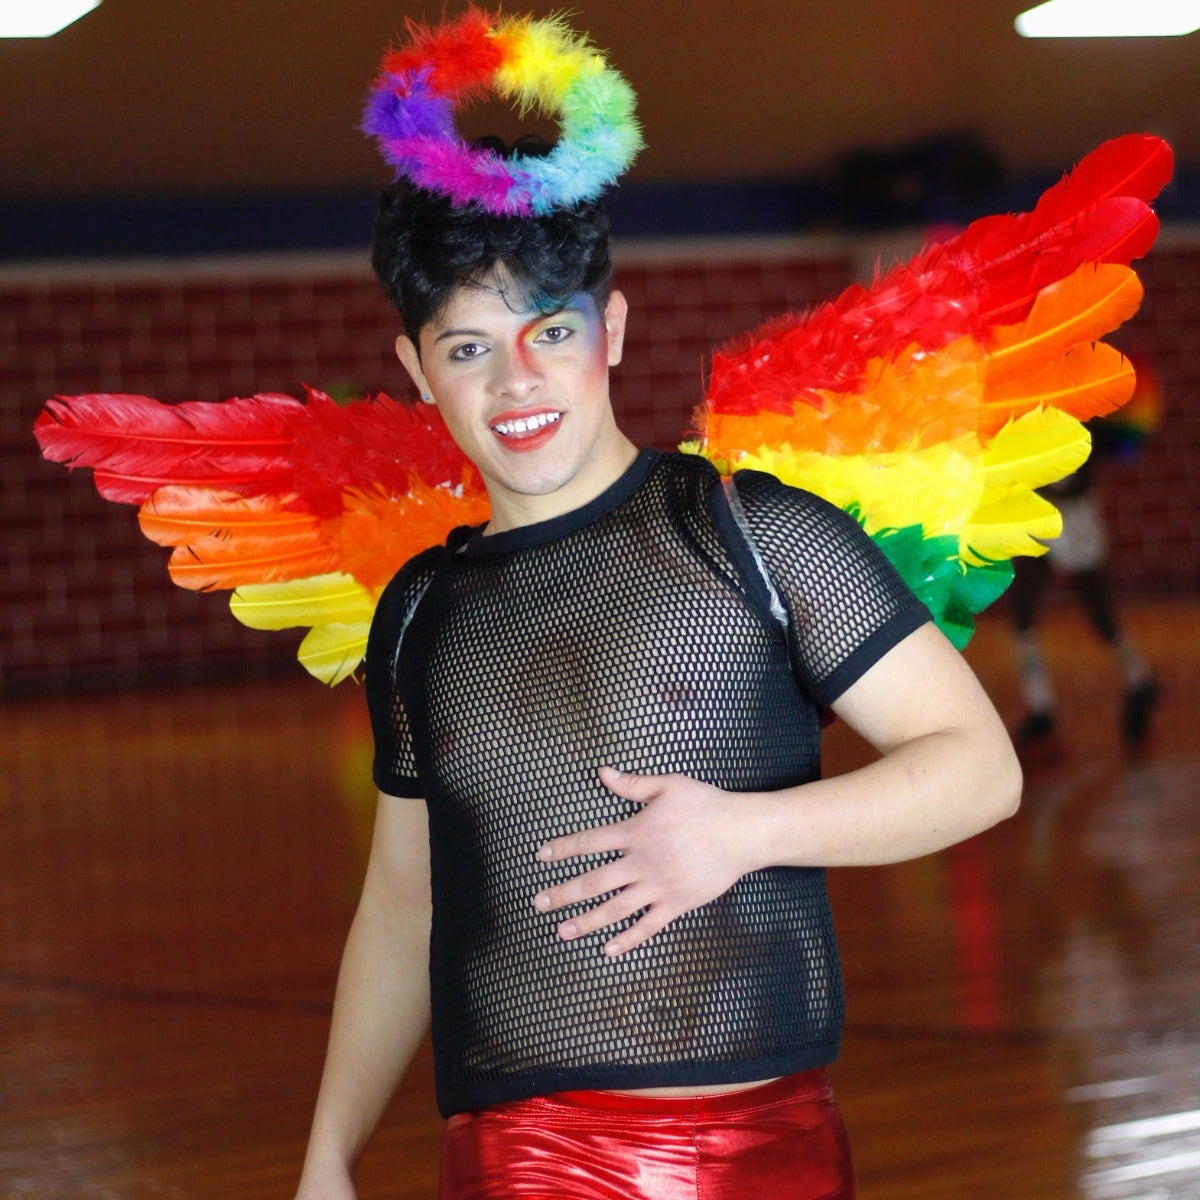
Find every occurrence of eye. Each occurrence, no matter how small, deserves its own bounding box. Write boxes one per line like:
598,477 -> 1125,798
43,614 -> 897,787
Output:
535,324 -> 573,345
449,341 -> 487,361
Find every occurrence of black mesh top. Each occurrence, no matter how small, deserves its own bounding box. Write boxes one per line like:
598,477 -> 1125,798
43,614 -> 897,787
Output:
366,450 -> 929,1116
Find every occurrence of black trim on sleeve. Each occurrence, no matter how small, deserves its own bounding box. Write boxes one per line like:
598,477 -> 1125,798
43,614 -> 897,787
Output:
810,604 -> 931,707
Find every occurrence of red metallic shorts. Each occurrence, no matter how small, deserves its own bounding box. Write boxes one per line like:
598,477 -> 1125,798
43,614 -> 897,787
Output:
439,1069 -> 856,1199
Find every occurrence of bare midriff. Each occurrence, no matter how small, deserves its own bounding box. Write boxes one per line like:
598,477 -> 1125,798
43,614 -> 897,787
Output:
603,1077 -> 782,1097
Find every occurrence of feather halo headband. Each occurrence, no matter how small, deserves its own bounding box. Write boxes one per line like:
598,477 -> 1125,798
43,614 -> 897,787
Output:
361,8 -> 644,217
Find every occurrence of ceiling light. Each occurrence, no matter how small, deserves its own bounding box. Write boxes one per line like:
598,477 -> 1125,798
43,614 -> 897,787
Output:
0,0 -> 101,38
1016,0 -> 1200,37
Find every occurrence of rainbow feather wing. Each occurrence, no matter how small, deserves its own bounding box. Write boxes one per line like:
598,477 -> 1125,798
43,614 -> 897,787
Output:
34,134 -> 1172,677
34,389 -> 488,683
690,134 -> 1172,648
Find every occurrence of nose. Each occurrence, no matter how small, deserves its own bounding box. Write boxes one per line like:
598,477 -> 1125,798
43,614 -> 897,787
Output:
493,342 -> 544,400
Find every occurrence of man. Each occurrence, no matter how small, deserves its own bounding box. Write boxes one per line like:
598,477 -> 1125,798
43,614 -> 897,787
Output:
293,154 -> 1021,1200
1009,455 -> 1160,755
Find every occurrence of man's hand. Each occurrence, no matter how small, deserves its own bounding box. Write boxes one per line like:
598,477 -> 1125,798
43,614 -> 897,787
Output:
532,767 -> 759,956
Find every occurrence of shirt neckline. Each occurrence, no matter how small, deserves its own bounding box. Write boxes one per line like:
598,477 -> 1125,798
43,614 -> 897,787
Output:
457,448 -> 661,558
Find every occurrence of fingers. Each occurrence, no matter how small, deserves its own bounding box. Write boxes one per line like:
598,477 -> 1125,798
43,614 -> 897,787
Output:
534,858 -> 630,916
603,907 -> 675,956
532,848 -> 665,955
533,768 -> 684,956
597,765 -> 663,803
537,882 -> 674,957
532,851 -> 683,957
536,768 -> 665,864
546,885 -> 651,949
537,818 -> 626,865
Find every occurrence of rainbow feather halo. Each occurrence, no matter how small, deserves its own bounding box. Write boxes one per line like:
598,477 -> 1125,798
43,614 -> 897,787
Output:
361,9 -> 643,216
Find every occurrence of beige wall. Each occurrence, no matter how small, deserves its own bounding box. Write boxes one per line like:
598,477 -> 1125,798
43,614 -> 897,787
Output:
2,1 -> 1197,199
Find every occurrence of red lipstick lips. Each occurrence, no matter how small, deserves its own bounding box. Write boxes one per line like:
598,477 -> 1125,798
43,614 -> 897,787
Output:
490,408 -> 563,452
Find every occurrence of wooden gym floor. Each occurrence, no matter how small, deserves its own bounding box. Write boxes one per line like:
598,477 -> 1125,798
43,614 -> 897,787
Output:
2,598 -> 1197,1199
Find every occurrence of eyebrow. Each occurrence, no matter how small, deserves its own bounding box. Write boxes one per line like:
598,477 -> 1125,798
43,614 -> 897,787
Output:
433,327 -> 486,344
431,304 -> 586,345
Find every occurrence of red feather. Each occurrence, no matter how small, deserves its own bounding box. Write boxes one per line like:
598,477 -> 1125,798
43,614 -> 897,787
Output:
947,134 -> 1172,271
379,7 -> 502,97
33,388 -> 476,517
290,390 -> 478,519
1028,132 -> 1174,216
33,387 -> 483,599
33,392 -> 304,504
940,134 -> 1172,326
946,196 -> 1159,329
704,135 -> 1172,420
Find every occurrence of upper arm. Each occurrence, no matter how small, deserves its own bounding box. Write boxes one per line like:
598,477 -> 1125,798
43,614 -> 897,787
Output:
365,551 -> 443,799
361,791 -> 432,921
730,471 -> 930,705
830,622 -> 1011,756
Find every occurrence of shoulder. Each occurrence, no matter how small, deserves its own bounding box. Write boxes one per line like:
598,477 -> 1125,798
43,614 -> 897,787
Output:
649,453 -> 859,553
652,449 -> 724,510
372,542 -> 453,637
724,468 -> 918,609
731,467 -> 837,514
651,450 -> 721,487
366,541 -> 452,700
729,467 -> 864,547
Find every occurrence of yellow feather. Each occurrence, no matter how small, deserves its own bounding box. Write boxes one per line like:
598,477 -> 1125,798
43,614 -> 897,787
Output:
962,488 -> 1063,565
495,15 -> 593,113
738,442 -> 983,540
741,436 -> 1075,572
230,572 -> 373,631
297,623 -> 371,686
981,408 -> 1091,491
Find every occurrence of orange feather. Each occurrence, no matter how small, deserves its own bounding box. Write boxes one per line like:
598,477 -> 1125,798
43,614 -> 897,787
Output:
985,263 -> 1143,382
138,487 -> 334,592
981,343 -> 1135,434
332,477 -> 491,595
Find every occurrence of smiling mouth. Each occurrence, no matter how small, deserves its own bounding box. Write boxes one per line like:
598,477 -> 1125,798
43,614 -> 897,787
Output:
490,411 -> 563,439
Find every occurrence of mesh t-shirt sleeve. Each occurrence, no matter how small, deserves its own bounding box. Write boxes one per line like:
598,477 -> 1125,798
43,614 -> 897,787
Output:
364,548 -> 443,798
732,469 -> 931,706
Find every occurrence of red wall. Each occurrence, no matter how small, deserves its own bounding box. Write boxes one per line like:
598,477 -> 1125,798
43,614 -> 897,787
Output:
2,235 -> 1197,697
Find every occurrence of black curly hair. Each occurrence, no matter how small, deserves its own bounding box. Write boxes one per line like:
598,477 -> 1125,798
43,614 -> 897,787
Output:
370,136 -> 613,344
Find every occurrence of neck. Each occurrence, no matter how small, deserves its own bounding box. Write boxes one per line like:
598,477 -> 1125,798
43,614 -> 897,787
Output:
484,434 -> 640,534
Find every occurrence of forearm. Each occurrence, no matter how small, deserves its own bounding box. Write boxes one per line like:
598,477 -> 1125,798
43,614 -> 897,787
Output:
302,887 -> 431,1177
743,622 -> 1021,869
300,794 -> 433,1188
535,624 -> 1022,955
302,892 -> 434,1171
744,722 -> 1021,870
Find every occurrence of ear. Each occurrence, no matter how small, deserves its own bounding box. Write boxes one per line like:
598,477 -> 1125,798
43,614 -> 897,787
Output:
396,334 -> 435,404
603,290 -> 628,368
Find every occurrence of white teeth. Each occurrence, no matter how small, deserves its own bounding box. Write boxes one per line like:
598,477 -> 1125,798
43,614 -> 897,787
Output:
492,411 -> 562,436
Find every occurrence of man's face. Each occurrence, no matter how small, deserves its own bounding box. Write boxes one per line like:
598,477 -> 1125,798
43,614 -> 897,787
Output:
397,269 -> 631,532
